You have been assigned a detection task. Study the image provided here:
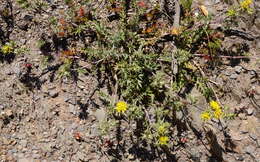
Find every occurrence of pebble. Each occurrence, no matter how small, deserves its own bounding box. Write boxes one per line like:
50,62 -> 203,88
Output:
63,96 -> 71,102
238,113 -> 247,120
5,109 -> 13,117
76,152 -> 86,161
235,66 -> 243,74
22,148 -> 28,153
189,148 -> 201,162
249,134 -> 258,140
127,153 -> 135,160
69,104 -> 77,115
250,70 -> 256,75
247,108 -> 254,115
9,149 -> 17,153
32,150 -> 38,154
49,90 -> 59,98
243,145 -> 255,154
225,71 -> 231,76
93,108 -> 106,121
5,69 -> 13,75
20,39 -> 27,45
176,110 -> 184,119
230,73 -> 238,79
90,124 -> 99,136
236,155 -> 244,161
20,140 -> 27,147
32,153 -> 41,159
0,104 -> 5,110
17,145 -> 23,150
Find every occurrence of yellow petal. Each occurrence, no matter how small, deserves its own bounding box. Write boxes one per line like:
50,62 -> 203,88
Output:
199,5 -> 208,16
171,27 -> 180,36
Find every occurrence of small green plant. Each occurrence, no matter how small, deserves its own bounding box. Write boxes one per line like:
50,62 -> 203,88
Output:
58,58 -> 73,78
1,41 -> 29,56
16,0 -> 30,8
80,1 -> 225,150
225,0 -> 254,27
35,0 -> 240,156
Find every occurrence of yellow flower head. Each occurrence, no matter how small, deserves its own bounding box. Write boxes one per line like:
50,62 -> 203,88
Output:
240,0 -> 252,10
159,136 -> 169,145
1,44 -> 13,54
114,101 -> 127,113
171,27 -> 181,36
201,111 -> 211,121
209,101 -> 221,111
213,109 -> 223,119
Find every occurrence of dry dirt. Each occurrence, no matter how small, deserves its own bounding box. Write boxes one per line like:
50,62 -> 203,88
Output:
0,0 -> 260,162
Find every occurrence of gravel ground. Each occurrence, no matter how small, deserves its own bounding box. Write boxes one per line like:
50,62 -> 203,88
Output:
0,0 -> 260,161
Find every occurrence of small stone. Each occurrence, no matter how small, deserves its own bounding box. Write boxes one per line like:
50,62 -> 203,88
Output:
238,113 -> 247,120
19,22 -> 28,31
247,108 -> 254,115
93,108 -> 106,121
176,110 -> 184,119
17,145 -> 23,150
32,153 -> 41,159
21,148 -> 27,153
230,73 -> 238,79
76,152 -> 86,160
189,148 -> 201,162
225,71 -> 231,76
10,149 -> 17,153
243,145 -> 255,154
240,116 -> 258,134
236,155 -> 244,161
229,130 -> 244,141
63,96 -> 71,102
249,133 -> 258,140
48,90 -> 59,98
90,124 -> 99,136
5,68 -> 13,75
250,70 -> 256,75
23,15 -> 33,21
69,104 -> 76,115
0,104 -> 4,110
5,109 -> 13,117
234,66 -> 243,74
20,39 -> 27,45
127,153 -> 135,160
32,150 -> 38,154
20,140 -> 27,147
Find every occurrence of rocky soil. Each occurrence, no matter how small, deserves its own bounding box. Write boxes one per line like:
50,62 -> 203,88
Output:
0,0 -> 260,161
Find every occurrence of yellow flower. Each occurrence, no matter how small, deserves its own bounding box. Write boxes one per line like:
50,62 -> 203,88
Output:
240,0 -> 252,10
171,27 -> 181,36
213,109 -> 223,119
200,111 -> 211,121
114,101 -> 127,113
1,44 -> 13,54
159,136 -> 169,145
209,101 -> 221,111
